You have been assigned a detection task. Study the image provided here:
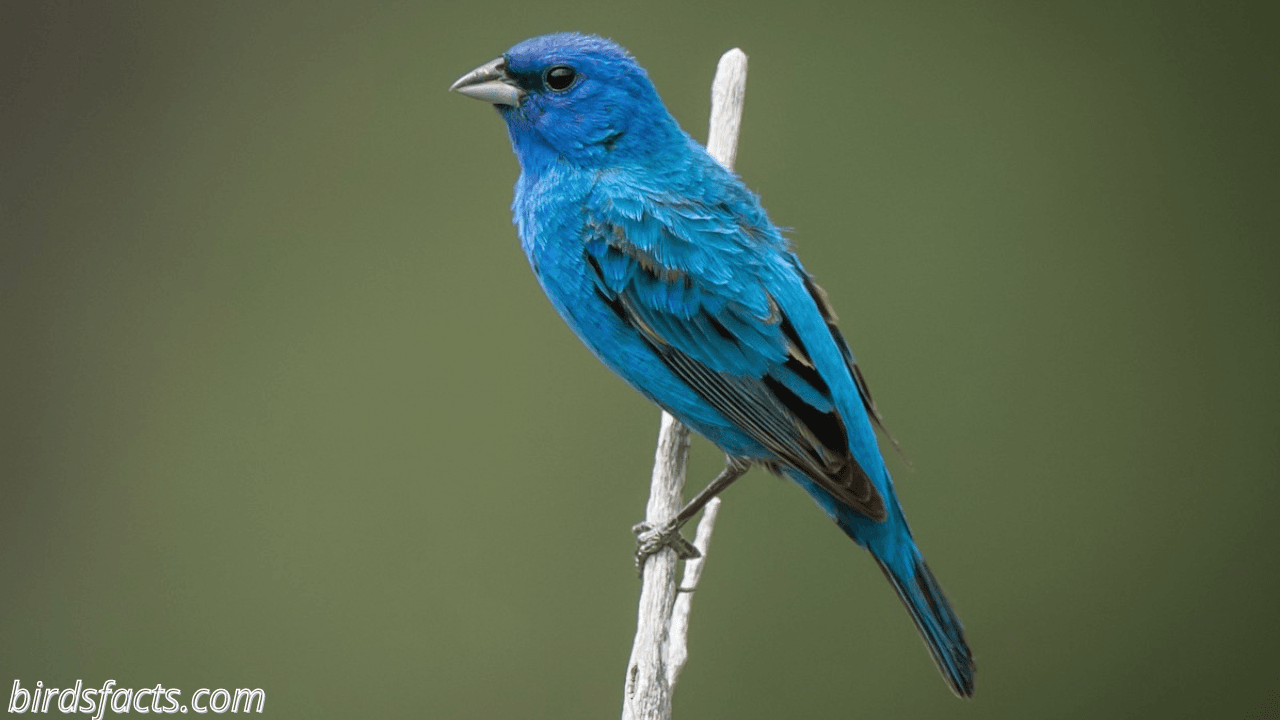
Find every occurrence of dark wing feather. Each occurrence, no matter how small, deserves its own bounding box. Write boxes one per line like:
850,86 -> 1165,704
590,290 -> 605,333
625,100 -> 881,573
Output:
804,274 -> 904,456
585,228 -> 886,520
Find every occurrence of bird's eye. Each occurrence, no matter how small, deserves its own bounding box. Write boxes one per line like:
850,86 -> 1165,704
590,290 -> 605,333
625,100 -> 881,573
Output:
544,65 -> 577,91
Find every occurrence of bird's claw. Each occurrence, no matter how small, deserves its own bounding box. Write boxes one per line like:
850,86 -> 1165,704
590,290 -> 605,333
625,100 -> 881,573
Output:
632,520 -> 700,572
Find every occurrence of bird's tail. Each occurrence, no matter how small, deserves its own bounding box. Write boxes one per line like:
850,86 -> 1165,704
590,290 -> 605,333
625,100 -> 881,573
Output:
786,468 -> 974,696
872,546 -> 975,697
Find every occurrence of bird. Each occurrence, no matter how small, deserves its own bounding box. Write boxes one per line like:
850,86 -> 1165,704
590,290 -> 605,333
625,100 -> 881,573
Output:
449,32 -> 974,697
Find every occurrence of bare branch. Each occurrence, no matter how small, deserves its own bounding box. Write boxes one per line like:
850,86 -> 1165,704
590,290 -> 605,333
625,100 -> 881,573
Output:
707,48 -> 749,171
666,495 -> 722,686
621,46 -> 748,720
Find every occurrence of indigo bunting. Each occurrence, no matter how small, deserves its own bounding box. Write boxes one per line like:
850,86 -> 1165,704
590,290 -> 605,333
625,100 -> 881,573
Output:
451,33 -> 974,697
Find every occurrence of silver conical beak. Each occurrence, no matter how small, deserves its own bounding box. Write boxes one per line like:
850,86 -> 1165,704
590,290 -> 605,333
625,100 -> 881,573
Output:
449,57 -> 524,107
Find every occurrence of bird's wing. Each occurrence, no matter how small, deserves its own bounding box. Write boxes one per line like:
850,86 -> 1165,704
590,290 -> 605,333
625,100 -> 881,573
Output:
583,186 -> 887,521
805,272 -> 903,456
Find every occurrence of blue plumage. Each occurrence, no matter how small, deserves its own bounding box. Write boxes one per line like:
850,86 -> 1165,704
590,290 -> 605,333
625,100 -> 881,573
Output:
451,32 -> 974,697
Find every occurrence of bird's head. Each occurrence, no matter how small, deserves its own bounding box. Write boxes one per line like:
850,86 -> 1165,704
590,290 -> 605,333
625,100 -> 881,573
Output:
450,33 -> 683,172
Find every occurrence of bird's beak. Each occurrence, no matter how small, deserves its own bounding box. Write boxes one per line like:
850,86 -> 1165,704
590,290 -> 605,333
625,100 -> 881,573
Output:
449,57 -> 525,107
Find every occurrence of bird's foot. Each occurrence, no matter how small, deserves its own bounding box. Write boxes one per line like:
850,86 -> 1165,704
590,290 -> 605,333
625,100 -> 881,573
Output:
632,520 -> 700,572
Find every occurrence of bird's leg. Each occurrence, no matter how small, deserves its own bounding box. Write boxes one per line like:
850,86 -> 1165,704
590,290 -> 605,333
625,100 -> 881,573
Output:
633,456 -> 752,570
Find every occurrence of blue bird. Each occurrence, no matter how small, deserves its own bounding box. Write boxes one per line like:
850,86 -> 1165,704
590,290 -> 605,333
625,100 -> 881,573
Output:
451,33 -> 974,697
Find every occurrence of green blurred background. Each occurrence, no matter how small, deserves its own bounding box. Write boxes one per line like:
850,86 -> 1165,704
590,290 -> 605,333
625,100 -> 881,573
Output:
3,2 -> 1277,718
